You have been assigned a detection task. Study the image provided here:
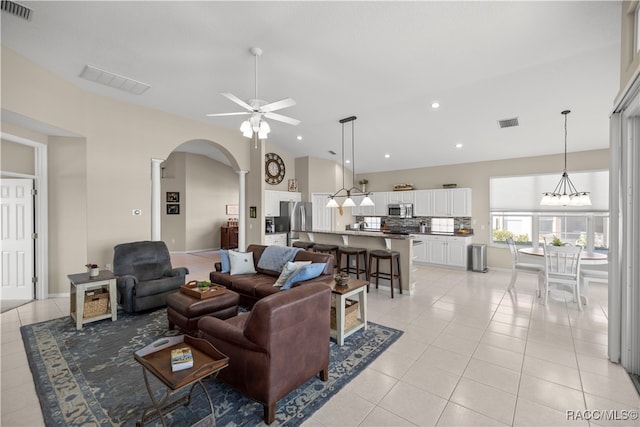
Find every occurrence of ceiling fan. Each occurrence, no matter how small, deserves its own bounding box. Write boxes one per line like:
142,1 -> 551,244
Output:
206,47 -> 300,140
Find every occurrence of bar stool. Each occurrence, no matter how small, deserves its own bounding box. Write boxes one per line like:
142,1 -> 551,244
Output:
292,241 -> 315,251
337,247 -> 368,279
313,244 -> 339,268
367,249 -> 402,298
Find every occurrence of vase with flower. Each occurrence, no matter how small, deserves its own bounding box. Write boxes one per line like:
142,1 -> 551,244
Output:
86,263 -> 100,278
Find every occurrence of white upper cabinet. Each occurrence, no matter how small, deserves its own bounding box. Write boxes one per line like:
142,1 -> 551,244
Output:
373,192 -> 388,216
414,190 -> 434,216
388,190 -> 415,204
265,190 -> 301,217
432,188 -> 472,217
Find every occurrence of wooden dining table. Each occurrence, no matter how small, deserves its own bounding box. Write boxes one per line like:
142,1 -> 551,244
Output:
518,247 -> 608,305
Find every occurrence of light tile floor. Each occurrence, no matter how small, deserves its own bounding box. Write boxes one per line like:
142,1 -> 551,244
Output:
1,252 -> 638,426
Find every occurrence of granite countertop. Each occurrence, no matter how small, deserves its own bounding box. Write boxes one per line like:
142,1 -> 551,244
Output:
302,230 -> 413,239
412,231 -> 474,237
265,231 -> 287,235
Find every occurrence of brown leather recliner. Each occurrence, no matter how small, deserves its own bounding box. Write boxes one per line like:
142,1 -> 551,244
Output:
197,282 -> 331,424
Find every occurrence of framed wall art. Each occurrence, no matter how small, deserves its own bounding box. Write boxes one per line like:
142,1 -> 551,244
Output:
166,191 -> 180,203
166,204 -> 180,215
226,204 -> 239,215
250,206 -> 257,218
288,179 -> 298,192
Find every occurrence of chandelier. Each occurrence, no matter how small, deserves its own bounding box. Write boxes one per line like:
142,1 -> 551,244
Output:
540,110 -> 591,207
327,116 -> 374,208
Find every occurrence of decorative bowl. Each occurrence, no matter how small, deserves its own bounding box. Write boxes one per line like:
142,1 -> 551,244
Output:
334,274 -> 349,286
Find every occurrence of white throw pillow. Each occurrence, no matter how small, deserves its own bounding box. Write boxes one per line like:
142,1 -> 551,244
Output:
273,261 -> 311,287
229,251 -> 257,275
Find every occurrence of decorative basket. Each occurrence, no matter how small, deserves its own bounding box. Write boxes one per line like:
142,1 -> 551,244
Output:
330,299 -> 359,330
84,288 -> 109,318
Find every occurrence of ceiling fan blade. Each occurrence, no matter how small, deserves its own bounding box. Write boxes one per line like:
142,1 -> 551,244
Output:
261,98 -> 296,113
221,92 -> 253,111
206,112 -> 251,117
264,112 -> 301,126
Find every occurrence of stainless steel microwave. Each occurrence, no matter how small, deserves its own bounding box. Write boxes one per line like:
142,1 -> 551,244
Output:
388,203 -> 413,218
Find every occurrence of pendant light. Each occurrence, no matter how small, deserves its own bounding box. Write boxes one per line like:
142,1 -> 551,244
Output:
326,116 -> 375,208
540,110 -> 591,207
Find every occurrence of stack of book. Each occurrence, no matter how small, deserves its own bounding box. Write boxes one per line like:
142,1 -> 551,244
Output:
170,347 -> 193,372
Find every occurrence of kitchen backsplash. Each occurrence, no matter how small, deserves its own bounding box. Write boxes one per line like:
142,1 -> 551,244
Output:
356,216 -> 472,231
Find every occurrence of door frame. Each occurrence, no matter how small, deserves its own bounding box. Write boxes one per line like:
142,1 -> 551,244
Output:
1,132 -> 48,300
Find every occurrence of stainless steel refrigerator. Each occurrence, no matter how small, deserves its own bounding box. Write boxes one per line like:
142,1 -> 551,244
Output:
274,201 -> 313,245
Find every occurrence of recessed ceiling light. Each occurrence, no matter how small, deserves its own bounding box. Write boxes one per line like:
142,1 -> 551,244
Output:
431,102 -> 440,109
384,154 -> 390,158
455,143 -> 463,149
297,136 -> 302,141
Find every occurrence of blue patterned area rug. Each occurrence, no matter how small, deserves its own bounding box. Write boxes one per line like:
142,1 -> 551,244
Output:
21,308 -> 402,426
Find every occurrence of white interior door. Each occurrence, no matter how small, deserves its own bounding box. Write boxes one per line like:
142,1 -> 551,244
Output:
0,179 -> 35,300
312,193 -> 333,231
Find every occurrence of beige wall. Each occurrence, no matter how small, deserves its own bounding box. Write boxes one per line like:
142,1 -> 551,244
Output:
356,149 -> 609,269
48,137 -> 88,294
161,152 -> 187,251
2,46 -> 253,294
160,152 -> 239,251
1,139 -> 34,175
185,153 -> 239,250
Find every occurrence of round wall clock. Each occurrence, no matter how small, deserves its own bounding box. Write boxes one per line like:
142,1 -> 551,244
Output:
265,152 -> 285,185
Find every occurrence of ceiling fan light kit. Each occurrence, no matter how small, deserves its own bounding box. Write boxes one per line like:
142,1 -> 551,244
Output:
327,116 -> 375,208
540,110 -> 592,207
206,47 -> 299,141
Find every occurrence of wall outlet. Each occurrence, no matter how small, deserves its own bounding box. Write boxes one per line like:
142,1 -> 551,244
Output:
132,209 -> 142,216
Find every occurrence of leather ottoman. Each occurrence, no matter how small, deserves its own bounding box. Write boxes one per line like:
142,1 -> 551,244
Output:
166,289 -> 240,336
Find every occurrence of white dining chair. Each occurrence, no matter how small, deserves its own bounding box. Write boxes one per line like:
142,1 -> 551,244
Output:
506,238 -> 545,296
542,242 -> 584,311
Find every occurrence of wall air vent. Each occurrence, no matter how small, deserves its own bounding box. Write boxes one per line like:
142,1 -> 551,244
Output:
498,117 -> 519,128
1,0 -> 32,20
79,65 -> 151,95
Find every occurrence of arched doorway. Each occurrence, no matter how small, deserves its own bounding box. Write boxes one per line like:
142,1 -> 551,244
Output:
151,139 -> 247,251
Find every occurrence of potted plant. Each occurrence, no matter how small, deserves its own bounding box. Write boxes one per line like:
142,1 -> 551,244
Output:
551,236 -> 566,246
197,281 -> 212,291
358,178 -> 369,192
85,263 -> 100,278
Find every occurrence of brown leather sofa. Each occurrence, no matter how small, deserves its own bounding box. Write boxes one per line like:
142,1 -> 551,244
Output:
198,282 -> 331,424
210,244 -> 334,307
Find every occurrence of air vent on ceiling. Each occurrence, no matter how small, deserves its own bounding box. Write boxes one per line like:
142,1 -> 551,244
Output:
498,117 -> 519,128
1,0 -> 32,20
79,65 -> 151,95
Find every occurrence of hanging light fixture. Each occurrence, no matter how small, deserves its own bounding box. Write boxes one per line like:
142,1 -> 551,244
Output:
540,110 -> 592,207
326,116 -> 375,208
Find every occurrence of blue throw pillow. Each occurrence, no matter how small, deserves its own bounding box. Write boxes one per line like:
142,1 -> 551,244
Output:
281,263 -> 326,290
220,250 -> 230,273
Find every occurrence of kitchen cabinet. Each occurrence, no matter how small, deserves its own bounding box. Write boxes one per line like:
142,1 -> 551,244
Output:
264,233 -> 287,246
432,188 -> 472,217
352,192 -> 387,217
413,238 -> 428,263
413,190 -> 434,216
416,235 -> 471,269
388,190 -> 415,204
373,192 -> 389,216
265,190 -> 301,217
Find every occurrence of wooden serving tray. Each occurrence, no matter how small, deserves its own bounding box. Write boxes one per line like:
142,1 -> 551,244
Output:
180,282 -> 227,299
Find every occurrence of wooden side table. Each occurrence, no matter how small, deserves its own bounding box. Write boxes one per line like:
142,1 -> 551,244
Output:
134,335 -> 229,427
68,270 -> 117,330
331,278 -> 368,345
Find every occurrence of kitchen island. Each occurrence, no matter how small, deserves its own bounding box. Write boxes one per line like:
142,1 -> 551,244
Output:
295,230 -> 417,294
